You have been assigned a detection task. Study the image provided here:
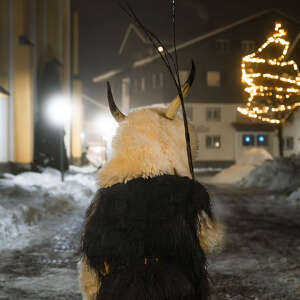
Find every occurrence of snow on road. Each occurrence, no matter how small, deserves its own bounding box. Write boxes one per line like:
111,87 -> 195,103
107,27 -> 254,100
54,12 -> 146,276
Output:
0,167 -> 98,250
207,185 -> 300,300
0,165 -> 299,299
0,166 -> 98,299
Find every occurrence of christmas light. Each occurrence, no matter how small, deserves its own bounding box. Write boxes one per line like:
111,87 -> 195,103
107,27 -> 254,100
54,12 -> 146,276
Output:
238,23 -> 300,124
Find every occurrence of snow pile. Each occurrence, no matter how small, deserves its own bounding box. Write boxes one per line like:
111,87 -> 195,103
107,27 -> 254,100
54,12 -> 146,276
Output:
240,155 -> 300,191
287,187 -> 300,207
0,167 -> 98,250
208,148 -> 272,184
236,147 -> 273,166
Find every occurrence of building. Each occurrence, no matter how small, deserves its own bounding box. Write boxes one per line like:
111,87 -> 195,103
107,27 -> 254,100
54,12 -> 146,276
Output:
93,9 -> 300,167
0,0 -> 83,172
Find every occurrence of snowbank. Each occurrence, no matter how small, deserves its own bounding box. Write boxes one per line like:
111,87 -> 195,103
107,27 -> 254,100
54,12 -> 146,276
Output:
287,187 -> 300,207
207,148 -> 272,184
236,147 -> 273,166
0,167 -> 98,250
240,155 -> 300,191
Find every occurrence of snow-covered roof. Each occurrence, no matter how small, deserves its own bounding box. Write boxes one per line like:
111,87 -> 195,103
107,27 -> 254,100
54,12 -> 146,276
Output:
118,23 -> 149,55
93,69 -> 123,83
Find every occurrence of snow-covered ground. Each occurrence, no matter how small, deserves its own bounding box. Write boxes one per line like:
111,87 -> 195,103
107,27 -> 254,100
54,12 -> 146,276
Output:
240,155 -> 300,190
205,148 -> 272,185
202,149 -> 300,207
0,164 -> 299,299
0,166 -> 99,299
238,155 -> 300,207
0,167 -> 98,250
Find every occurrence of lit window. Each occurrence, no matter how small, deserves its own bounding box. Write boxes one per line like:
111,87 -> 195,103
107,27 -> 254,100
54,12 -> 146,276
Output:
242,134 -> 254,146
241,40 -> 256,53
207,71 -> 220,87
206,136 -> 221,149
206,107 -> 221,121
257,135 -> 269,146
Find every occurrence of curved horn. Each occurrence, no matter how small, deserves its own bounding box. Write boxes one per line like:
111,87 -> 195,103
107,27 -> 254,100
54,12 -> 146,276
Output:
107,81 -> 126,122
165,61 -> 195,119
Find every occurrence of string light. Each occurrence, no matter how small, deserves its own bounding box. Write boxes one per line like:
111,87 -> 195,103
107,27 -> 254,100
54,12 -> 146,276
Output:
238,23 -> 300,124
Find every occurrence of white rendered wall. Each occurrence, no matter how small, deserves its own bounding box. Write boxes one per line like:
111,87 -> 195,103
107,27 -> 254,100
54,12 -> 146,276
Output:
189,103 -> 238,161
282,110 -> 300,156
0,97 -> 9,162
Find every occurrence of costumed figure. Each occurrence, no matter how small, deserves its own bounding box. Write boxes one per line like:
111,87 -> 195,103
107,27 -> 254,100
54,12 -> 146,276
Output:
79,63 -> 224,300
80,2 -> 223,299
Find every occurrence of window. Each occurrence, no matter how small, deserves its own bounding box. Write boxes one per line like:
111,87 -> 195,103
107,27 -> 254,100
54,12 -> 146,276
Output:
242,134 -> 254,146
141,78 -> 145,91
159,73 -> 164,88
185,106 -> 193,121
216,39 -> 230,53
242,134 -> 269,147
206,136 -> 221,149
257,135 -> 269,146
284,137 -> 294,150
241,40 -> 256,53
152,73 -> 157,88
207,71 -> 220,87
206,107 -> 221,121
133,79 -> 138,92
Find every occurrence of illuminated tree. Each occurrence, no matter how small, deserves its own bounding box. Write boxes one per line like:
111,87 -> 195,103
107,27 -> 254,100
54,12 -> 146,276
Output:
238,23 -> 300,156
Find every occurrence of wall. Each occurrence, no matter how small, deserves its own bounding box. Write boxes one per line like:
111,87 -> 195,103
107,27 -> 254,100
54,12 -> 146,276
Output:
0,98 -> 9,162
189,103 -> 238,162
282,110 -> 300,156
0,0 -> 10,162
13,0 -> 34,164
0,0 -> 73,166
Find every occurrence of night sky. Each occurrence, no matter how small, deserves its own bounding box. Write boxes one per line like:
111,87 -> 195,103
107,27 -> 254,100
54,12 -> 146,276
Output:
78,0 -> 300,100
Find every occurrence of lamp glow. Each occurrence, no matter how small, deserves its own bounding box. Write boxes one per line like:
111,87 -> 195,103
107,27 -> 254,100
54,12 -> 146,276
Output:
46,95 -> 70,126
158,46 -> 164,52
96,115 -> 118,141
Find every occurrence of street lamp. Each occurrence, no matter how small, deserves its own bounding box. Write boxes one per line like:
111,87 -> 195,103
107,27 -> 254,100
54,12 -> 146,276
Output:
95,114 -> 118,161
96,115 -> 118,142
45,95 -> 70,182
46,95 -> 71,127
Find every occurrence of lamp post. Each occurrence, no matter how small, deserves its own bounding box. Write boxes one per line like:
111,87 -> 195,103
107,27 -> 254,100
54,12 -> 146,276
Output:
46,95 -> 70,182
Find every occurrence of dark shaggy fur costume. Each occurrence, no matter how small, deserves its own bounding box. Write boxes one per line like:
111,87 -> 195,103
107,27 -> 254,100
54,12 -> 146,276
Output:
81,175 -> 213,300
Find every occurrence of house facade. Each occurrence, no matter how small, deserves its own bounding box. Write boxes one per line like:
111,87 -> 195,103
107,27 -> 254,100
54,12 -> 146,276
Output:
0,0 -> 83,172
93,10 -> 300,166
